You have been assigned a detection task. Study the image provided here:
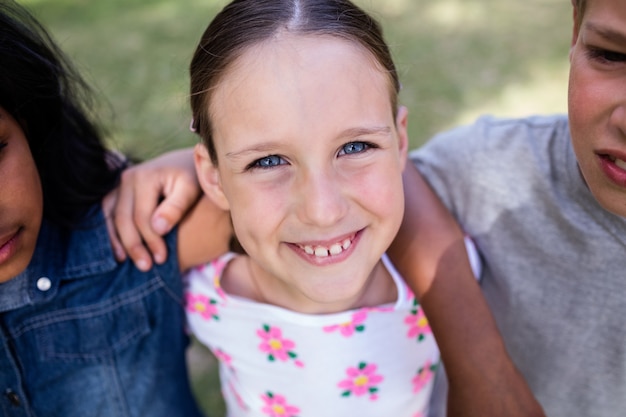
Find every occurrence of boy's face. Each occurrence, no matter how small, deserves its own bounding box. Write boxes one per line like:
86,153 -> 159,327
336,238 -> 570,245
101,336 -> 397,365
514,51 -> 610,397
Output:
568,0 -> 626,216
0,107 -> 43,282
196,34 -> 408,313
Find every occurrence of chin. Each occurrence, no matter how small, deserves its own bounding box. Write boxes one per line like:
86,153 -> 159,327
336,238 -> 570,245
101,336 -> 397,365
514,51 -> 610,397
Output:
592,190 -> 626,219
600,201 -> 626,219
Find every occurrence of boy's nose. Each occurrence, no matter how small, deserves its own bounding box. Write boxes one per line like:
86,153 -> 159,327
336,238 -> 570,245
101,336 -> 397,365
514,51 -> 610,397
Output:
610,105 -> 626,139
295,169 -> 348,227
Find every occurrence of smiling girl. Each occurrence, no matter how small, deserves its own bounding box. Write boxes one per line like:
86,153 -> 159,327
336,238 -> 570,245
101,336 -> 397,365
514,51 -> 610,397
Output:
180,1 -> 479,415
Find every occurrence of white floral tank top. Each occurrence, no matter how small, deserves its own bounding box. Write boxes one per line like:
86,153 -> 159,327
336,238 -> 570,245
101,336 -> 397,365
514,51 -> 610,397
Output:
184,253 -> 443,417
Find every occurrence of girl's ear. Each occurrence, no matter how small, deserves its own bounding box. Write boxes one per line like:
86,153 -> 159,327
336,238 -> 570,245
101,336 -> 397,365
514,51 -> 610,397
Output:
194,143 -> 230,211
395,105 -> 410,171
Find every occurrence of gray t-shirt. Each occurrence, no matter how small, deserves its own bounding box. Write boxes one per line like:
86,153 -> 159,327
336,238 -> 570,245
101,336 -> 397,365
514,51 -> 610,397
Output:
413,114 -> 626,417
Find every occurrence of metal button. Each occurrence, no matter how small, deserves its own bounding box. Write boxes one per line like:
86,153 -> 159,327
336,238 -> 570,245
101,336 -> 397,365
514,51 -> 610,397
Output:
36,277 -> 52,292
5,389 -> 20,406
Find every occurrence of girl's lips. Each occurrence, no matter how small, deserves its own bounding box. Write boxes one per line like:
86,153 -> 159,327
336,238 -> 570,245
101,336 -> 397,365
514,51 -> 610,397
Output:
0,228 -> 21,266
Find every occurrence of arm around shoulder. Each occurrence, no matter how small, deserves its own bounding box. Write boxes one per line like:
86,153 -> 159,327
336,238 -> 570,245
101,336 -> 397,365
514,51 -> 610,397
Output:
177,195 -> 232,272
388,163 -> 545,417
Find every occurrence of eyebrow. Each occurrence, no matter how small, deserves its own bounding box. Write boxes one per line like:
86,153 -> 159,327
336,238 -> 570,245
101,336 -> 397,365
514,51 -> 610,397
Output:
586,21 -> 626,44
340,126 -> 392,138
224,125 -> 392,160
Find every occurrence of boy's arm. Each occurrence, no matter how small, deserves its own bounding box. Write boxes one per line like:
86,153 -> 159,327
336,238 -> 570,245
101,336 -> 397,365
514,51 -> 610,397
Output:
388,163 -> 545,417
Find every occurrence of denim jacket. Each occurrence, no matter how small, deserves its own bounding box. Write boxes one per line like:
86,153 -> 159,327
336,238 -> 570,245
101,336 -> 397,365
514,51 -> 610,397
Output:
0,206 -> 204,417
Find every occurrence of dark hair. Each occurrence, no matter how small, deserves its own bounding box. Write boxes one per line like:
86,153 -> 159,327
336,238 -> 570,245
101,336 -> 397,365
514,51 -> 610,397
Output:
0,0 -> 123,228
189,0 -> 400,164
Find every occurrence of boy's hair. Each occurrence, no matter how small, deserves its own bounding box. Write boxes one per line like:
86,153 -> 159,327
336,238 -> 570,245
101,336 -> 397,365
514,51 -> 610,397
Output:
189,0 -> 399,164
0,1 -> 122,228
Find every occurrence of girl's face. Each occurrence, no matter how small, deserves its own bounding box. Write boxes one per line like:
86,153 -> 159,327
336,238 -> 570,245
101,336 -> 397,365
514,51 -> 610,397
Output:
568,0 -> 626,216
196,34 -> 408,313
0,107 -> 43,283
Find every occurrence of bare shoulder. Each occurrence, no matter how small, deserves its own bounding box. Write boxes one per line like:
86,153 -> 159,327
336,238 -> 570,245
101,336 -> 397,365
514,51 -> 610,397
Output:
218,255 -> 261,302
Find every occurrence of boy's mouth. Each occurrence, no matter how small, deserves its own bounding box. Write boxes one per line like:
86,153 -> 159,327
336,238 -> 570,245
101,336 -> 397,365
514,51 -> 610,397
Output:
607,155 -> 626,171
297,234 -> 355,258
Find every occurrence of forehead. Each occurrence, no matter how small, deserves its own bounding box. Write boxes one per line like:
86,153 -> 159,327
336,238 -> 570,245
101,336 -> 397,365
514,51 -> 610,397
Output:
581,0 -> 626,29
215,33 -> 390,98
208,34 -> 395,140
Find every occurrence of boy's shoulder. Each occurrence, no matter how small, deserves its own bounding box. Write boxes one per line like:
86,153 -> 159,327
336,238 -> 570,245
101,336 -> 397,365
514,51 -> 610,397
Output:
418,114 -> 570,154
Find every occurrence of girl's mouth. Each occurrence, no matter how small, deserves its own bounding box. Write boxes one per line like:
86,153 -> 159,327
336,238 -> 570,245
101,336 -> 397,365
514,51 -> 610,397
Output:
297,233 -> 356,258
0,228 -> 21,265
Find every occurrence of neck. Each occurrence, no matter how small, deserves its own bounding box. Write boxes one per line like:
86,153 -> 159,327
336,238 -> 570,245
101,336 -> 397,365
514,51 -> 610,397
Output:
224,256 -> 398,314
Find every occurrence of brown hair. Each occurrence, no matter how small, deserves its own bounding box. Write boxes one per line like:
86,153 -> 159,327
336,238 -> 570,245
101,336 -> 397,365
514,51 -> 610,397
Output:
189,0 -> 400,164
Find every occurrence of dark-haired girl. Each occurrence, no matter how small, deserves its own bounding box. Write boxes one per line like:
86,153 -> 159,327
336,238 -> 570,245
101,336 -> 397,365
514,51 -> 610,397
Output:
0,1 -> 229,415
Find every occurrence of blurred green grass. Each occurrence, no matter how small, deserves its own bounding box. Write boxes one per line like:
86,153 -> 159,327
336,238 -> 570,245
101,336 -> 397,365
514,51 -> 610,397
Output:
21,1 -> 572,415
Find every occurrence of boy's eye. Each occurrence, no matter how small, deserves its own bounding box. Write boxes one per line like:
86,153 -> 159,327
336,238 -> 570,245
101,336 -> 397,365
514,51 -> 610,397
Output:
339,141 -> 369,156
249,154 -> 285,169
0,142 -> 7,152
587,47 -> 626,64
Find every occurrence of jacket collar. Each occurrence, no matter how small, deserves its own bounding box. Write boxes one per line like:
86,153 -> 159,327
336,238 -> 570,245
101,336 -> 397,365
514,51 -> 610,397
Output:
0,205 -> 118,312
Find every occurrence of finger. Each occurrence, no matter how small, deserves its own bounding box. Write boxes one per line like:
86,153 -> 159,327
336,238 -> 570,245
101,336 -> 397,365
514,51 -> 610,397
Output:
113,170 -> 154,271
152,176 -> 202,235
131,176 -> 170,265
102,189 -> 127,262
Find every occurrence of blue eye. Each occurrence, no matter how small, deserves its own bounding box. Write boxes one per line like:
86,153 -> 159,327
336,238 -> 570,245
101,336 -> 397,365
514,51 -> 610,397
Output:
340,141 -> 369,155
250,154 -> 285,169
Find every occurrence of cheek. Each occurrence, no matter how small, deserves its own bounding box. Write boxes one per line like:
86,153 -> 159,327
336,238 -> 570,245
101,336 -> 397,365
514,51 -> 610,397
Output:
568,61 -> 589,128
568,61 -> 599,152
10,150 -> 43,217
352,162 -> 404,218
225,180 -> 288,241
568,51 -> 615,132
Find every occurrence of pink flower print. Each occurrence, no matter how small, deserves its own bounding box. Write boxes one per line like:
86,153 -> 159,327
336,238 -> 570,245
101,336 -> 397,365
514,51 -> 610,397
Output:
412,413 -> 425,417
412,361 -> 438,393
257,325 -> 304,367
323,309 -> 368,337
185,292 -> 220,321
404,300 -> 431,342
338,362 -> 384,400
260,392 -> 300,417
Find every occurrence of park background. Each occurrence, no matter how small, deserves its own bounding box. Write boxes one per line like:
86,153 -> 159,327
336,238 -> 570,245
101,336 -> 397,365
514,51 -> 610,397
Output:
23,0 -> 571,414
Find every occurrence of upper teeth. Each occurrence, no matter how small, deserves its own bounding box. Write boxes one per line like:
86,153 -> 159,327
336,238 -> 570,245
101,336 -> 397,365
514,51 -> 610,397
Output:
301,238 -> 352,258
616,158 -> 626,171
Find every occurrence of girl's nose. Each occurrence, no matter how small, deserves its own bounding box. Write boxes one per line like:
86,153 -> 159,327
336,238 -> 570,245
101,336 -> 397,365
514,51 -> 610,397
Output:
295,168 -> 349,227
